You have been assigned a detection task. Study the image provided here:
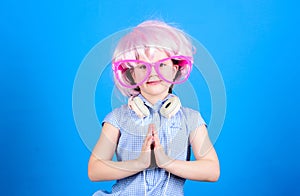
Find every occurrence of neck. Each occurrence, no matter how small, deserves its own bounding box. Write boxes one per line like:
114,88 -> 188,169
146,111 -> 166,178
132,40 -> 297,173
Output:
141,92 -> 169,105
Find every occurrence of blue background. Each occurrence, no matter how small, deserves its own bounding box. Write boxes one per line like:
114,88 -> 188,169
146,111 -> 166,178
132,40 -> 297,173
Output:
1,0 -> 299,195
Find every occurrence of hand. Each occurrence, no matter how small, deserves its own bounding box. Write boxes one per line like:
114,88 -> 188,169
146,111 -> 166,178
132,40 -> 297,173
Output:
150,124 -> 173,169
136,125 -> 153,170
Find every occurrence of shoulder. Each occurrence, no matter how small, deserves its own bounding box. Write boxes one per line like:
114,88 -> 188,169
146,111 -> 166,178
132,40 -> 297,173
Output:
109,104 -> 129,115
180,106 -> 206,131
180,107 -> 204,122
103,104 -> 130,128
180,107 -> 200,117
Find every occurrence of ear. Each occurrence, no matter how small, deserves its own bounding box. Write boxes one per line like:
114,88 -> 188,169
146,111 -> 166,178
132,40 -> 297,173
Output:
173,64 -> 179,72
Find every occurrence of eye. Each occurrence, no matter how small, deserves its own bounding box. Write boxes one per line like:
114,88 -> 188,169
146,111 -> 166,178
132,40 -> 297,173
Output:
137,64 -> 147,70
159,63 -> 167,67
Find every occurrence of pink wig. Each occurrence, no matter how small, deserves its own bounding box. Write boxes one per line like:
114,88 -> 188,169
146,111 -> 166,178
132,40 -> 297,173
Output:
112,20 -> 194,96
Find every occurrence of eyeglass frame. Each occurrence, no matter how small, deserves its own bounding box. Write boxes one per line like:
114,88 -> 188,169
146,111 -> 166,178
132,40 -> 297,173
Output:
112,55 -> 193,88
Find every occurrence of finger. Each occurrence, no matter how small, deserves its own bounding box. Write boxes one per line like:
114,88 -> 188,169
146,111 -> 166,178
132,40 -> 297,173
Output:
142,134 -> 153,151
142,131 -> 151,144
148,124 -> 156,135
153,131 -> 162,148
147,136 -> 154,150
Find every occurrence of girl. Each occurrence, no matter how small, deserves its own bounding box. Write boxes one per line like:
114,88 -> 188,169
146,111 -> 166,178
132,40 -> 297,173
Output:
88,20 -> 220,196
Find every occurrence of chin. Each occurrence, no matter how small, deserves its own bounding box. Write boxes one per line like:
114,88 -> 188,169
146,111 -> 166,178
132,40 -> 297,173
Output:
139,82 -> 171,97
144,86 -> 167,93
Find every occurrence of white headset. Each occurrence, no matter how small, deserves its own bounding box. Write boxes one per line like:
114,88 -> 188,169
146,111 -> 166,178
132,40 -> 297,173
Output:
128,95 -> 181,118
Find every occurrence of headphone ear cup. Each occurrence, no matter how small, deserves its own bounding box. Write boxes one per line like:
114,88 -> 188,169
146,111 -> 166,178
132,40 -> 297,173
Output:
128,96 -> 150,118
160,96 -> 181,118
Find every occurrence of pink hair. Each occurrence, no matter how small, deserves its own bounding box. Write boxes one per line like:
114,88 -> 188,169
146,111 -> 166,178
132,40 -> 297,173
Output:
112,20 -> 194,96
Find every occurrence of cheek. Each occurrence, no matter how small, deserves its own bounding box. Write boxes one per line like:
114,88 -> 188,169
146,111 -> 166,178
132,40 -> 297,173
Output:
132,70 -> 143,81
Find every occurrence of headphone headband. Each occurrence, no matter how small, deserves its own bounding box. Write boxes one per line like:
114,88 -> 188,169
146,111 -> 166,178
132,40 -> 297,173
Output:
128,95 -> 181,118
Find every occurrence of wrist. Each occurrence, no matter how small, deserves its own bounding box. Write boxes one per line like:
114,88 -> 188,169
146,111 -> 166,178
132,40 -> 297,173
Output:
161,158 -> 175,170
134,157 -> 150,171
154,147 -> 173,169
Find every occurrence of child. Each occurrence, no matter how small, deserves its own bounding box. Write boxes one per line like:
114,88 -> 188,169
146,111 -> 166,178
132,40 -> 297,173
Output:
88,20 -> 220,196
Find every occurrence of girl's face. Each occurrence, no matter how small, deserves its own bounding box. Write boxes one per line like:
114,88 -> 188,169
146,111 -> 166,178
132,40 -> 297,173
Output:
135,51 -> 178,100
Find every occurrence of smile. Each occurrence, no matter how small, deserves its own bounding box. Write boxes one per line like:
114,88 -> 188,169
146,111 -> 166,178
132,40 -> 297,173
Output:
146,80 -> 162,85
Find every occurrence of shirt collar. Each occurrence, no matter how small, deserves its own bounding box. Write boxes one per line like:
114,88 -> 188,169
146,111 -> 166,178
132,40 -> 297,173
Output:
137,93 -> 174,112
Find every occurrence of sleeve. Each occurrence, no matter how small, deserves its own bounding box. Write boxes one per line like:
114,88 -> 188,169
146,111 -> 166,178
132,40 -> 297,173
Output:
184,108 -> 206,134
102,107 -> 121,130
181,108 -> 206,150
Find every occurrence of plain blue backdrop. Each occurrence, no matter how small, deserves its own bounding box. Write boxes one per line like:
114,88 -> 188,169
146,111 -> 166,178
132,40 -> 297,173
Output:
1,0 -> 299,195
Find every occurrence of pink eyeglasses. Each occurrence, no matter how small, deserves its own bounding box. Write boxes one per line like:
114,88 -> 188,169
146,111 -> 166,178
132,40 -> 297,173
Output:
113,55 -> 192,88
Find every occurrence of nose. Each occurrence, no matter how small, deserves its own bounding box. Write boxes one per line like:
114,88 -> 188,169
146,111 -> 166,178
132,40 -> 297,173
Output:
149,64 -> 158,76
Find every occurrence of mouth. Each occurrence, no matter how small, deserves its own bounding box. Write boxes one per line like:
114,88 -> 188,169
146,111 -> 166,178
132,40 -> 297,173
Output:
146,80 -> 162,85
